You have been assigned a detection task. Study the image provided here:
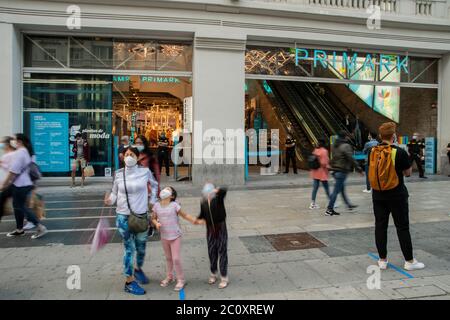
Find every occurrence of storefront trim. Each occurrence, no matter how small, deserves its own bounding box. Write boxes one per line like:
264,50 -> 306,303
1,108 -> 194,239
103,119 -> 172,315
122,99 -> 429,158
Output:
245,73 -> 439,89
23,68 -> 193,78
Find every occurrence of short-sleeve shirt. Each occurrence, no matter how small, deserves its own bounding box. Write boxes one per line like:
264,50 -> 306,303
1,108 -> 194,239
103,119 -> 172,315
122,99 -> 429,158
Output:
153,201 -> 182,240
10,147 -> 33,187
369,144 -> 411,200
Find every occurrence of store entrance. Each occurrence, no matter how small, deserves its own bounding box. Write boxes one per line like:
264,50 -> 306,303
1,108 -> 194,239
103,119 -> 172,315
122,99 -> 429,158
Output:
112,75 -> 192,180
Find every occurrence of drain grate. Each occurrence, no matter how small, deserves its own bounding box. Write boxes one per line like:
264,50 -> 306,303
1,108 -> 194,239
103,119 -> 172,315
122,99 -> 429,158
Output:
264,232 -> 326,251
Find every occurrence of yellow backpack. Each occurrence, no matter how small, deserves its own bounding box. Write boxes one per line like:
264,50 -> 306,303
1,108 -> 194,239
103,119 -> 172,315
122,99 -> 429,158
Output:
368,145 -> 399,191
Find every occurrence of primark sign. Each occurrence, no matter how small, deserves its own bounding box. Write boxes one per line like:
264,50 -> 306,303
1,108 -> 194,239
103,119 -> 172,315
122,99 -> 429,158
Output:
112,76 -> 181,83
295,48 -> 409,74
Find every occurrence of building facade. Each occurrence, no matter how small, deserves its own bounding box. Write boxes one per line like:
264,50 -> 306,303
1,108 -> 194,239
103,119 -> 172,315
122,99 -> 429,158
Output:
1,0 -> 450,185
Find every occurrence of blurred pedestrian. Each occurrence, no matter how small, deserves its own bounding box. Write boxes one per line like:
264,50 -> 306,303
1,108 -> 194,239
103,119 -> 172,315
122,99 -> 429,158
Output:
309,138 -> 330,210
407,134 -> 426,179
0,136 -> 16,221
362,132 -> 379,193
71,132 -> 90,187
325,131 -> 363,216
157,132 -> 170,176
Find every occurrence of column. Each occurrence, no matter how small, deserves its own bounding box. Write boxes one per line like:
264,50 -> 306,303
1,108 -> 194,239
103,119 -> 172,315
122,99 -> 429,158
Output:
437,53 -> 450,175
191,31 -> 246,185
0,23 -> 22,137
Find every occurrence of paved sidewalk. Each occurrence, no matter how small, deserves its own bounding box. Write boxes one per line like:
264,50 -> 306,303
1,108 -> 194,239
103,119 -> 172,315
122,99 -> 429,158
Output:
1,179 -> 450,299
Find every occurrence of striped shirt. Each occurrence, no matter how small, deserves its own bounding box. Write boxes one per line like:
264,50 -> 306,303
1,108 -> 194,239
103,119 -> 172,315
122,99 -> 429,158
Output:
153,201 -> 182,241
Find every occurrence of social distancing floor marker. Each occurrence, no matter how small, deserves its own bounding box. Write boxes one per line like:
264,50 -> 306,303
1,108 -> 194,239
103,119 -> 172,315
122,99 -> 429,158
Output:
179,288 -> 185,300
368,252 -> 414,279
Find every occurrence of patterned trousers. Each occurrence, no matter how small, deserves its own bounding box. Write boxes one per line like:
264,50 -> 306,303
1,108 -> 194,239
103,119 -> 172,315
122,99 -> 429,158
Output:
207,222 -> 228,277
116,214 -> 148,277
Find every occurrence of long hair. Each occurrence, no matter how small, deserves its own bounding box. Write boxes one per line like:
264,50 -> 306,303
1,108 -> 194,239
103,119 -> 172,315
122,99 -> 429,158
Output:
15,133 -> 34,156
136,135 -> 153,159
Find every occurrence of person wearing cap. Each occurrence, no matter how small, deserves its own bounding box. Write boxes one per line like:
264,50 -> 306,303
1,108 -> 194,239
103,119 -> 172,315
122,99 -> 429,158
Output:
368,122 -> 425,271
195,183 -> 229,289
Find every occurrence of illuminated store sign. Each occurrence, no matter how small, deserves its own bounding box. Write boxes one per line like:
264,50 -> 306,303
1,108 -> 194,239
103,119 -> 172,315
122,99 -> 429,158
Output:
112,76 -> 181,83
295,49 -> 409,74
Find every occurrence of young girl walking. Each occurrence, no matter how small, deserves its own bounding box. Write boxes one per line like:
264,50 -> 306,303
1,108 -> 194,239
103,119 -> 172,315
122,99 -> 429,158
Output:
151,186 -> 196,291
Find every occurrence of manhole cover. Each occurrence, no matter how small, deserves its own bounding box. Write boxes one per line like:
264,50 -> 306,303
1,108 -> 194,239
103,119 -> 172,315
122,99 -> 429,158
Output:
264,232 -> 326,251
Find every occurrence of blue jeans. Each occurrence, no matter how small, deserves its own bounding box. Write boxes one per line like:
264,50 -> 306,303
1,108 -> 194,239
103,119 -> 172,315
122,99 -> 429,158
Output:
365,164 -> 371,190
12,185 -> 40,230
311,179 -> 330,202
327,172 -> 352,210
116,214 -> 148,277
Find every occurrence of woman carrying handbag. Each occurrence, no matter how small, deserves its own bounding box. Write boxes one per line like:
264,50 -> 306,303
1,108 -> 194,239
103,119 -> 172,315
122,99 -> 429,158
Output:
104,147 -> 158,296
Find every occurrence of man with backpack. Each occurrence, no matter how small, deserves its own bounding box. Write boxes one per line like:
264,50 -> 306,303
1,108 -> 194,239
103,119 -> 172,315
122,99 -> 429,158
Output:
325,131 -> 363,216
368,122 -> 425,271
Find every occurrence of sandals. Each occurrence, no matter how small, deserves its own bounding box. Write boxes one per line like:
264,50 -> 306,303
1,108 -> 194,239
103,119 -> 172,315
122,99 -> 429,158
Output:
174,281 -> 185,291
160,277 -> 174,287
208,274 -> 217,285
218,277 -> 229,289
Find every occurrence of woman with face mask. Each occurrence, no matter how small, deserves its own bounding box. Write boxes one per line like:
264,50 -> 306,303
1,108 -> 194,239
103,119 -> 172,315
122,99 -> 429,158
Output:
0,134 -> 48,239
134,135 -> 160,189
0,137 -> 16,221
104,147 -> 158,296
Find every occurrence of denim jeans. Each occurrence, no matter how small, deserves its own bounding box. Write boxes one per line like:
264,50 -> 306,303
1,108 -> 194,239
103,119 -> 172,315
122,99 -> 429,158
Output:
311,179 -> 330,202
365,164 -> 371,190
116,214 -> 148,277
327,171 -> 352,210
12,185 -> 40,230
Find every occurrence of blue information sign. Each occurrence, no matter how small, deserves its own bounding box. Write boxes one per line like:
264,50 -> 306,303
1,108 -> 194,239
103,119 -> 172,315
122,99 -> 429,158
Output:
30,113 -> 69,172
425,137 -> 436,175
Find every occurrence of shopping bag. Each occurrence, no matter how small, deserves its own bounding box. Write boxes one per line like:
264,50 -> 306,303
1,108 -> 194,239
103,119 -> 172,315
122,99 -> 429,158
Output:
84,165 -> 95,177
90,217 -> 111,255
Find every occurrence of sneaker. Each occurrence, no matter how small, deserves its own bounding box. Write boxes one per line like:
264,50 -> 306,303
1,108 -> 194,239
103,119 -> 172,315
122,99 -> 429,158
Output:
134,269 -> 149,285
326,209 -> 340,216
174,281 -> 185,291
6,230 -> 25,237
378,259 -> 388,270
348,205 -> 358,210
23,222 -> 36,230
31,225 -> 48,239
404,259 -> 425,271
309,203 -> 320,210
124,280 -> 146,295
362,189 -> 372,193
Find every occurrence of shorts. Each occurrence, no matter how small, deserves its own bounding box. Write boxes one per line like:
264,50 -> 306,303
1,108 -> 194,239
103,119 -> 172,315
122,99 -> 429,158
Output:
72,158 -> 87,171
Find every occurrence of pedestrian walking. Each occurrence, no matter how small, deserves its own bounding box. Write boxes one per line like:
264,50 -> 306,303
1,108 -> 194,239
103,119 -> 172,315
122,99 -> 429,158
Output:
1,134 -> 48,239
104,146 -> 158,296
151,186 -> 197,291
362,132 -> 379,193
447,142 -> 450,177
195,183 -> 229,289
309,138 -> 331,210
368,122 -> 425,271
325,131 -> 363,216
283,133 -> 297,174
407,134 -> 427,179
157,132 -> 170,176
71,132 -> 90,187
0,136 -> 16,221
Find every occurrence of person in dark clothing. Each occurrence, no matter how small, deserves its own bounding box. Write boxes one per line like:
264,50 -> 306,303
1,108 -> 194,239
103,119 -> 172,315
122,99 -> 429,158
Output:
325,131 -> 363,216
407,135 -> 426,178
368,122 -> 425,271
157,132 -> 170,176
284,134 -> 297,174
447,142 -> 450,177
195,183 -> 229,289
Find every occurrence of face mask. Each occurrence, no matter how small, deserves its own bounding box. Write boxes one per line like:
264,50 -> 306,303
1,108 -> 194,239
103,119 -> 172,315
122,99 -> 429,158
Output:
10,140 -> 17,149
159,188 -> 172,200
136,145 -> 145,152
124,156 -> 137,167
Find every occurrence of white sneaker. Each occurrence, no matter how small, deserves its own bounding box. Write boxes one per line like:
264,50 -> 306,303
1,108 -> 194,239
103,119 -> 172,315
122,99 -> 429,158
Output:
23,222 -> 36,230
404,259 -> 425,271
309,203 -> 320,210
378,259 -> 388,270
362,189 -> 372,193
31,225 -> 48,239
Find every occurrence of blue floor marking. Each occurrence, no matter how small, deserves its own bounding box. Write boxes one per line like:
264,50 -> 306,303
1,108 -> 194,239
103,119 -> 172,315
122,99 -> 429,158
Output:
368,252 -> 414,279
179,288 -> 185,300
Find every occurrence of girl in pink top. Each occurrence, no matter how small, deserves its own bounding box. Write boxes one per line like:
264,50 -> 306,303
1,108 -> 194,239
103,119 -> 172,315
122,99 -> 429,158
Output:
151,186 -> 196,291
310,139 -> 331,209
